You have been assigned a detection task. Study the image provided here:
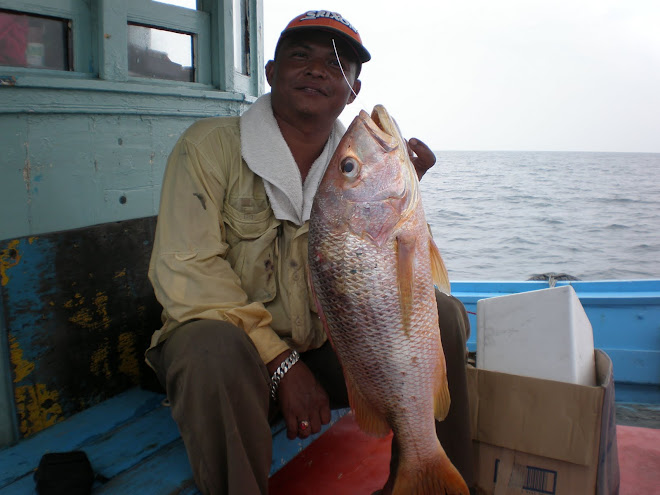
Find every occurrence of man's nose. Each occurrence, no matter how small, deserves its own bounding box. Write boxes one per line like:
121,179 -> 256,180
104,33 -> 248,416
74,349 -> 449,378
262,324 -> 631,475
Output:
305,57 -> 328,77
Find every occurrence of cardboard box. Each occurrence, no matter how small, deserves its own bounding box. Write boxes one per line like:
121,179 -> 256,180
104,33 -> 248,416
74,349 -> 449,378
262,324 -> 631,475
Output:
467,349 -> 619,495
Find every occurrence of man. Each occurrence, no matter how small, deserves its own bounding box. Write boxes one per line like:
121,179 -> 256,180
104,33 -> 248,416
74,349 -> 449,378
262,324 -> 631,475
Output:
147,10 -> 473,495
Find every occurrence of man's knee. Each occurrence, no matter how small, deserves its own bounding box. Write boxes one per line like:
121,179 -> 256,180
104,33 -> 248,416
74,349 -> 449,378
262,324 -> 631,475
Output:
167,319 -> 251,357
435,290 -> 470,349
160,320 -> 266,384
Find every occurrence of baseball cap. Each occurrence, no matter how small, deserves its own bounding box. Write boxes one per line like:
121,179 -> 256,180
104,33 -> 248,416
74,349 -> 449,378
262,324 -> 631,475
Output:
276,10 -> 371,63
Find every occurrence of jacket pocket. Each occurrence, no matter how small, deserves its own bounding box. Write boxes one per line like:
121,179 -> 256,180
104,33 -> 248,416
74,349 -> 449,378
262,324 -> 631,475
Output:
223,200 -> 280,303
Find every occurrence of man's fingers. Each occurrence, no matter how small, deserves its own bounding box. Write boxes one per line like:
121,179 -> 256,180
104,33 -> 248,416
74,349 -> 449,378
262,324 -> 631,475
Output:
297,417 -> 313,439
406,137 -> 436,180
309,412 -> 322,435
285,413 -> 299,439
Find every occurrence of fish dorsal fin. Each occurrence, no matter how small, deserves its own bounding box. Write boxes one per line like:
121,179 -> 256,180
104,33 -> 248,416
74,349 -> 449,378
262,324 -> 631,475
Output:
429,237 -> 451,294
396,233 -> 417,335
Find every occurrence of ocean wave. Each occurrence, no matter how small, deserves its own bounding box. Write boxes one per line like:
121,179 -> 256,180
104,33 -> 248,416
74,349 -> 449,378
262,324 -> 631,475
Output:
423,150 -> 660,280
605,223 -> 630,230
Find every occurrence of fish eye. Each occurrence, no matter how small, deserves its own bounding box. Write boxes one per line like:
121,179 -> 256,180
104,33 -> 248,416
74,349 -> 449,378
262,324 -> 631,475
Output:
340,157 -> 360,178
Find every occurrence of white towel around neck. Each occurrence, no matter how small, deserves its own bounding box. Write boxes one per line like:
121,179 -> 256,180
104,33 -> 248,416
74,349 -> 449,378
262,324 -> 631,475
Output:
240,93 -> 346,225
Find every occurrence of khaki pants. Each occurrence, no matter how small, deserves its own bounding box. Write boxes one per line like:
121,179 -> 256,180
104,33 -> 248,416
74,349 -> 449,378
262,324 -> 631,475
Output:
147,291 -> 474,494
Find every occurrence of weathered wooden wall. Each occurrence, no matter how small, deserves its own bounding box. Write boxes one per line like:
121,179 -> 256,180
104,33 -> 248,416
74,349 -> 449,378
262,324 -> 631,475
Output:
0,0 -> 264,446
0,96 -> 251,241
0,0 -> 263,241
0,217 -> 162,442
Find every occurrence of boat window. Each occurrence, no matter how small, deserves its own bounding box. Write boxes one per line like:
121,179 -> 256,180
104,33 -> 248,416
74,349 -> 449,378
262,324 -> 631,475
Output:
127,23 -> 194,82
153,0 -> 198,10
233,0 -> 250,75
0,9 -> 71,71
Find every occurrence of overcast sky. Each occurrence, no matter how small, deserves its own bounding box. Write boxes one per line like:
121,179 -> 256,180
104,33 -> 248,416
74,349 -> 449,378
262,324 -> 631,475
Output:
263,1 -> 660,153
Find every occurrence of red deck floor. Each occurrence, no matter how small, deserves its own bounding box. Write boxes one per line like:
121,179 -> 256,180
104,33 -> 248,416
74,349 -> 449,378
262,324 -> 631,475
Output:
269,413 -> 660,495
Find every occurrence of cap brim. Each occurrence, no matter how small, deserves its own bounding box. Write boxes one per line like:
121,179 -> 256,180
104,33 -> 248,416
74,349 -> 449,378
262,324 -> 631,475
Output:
279,25 -> 371,63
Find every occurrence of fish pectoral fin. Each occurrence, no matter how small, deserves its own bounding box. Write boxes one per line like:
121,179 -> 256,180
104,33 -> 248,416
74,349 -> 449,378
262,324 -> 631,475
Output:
429,238 -> 451,294
396,234 -> 416,335
345,372 -> 391,437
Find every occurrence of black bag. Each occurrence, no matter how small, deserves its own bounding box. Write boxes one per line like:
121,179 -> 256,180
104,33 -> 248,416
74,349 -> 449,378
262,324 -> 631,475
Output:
34,451 -> 95,495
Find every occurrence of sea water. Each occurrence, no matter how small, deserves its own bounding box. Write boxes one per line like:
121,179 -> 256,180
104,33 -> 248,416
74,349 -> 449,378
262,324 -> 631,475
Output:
420,151 -> 660,281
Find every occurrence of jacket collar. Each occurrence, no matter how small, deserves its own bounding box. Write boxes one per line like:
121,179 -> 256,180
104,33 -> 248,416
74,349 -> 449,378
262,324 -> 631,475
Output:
240,93 -> 345,225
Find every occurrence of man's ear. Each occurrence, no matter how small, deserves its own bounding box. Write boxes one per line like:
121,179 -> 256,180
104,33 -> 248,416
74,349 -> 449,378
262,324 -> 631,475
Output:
265,60 -> 275,87
348,79 -> 361,104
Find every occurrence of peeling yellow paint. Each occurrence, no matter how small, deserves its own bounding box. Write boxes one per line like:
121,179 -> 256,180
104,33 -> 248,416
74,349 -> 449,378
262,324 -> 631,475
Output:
28,237 -> 37,244
94,292 -> 111,329
67,291 -> 111,331
118,332 -> 140,381
70,307 -> 94,327
114,268 -> 126,278
15,383 -> 63,437
64,292 -> 85,309
9,336 -> 63,437
1,239 -> 21,286
90,341 -> 112,379
9,334 -> 35,382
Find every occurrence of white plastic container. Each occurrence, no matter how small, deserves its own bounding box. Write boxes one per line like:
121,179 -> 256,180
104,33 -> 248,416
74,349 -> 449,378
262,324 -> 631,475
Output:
476,285 -> 596,386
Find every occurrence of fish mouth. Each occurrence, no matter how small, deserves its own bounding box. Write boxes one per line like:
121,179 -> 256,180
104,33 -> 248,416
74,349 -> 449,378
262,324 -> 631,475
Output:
352,105 -> 419,209
370,105 -> 404,143
357,105 -> 412,161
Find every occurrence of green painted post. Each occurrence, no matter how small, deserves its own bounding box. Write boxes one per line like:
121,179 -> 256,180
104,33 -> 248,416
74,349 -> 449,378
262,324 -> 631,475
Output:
0,309 -> 18,448
98,0 -> 129,82
252,0 -> 265,96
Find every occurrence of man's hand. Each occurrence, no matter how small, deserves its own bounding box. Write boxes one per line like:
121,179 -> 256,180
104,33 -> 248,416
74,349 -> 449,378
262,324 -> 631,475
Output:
268,351 -> 331,439
407,138 -> 436,181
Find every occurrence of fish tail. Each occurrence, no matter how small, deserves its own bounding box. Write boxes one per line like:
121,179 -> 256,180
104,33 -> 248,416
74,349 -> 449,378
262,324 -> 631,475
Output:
392,445 -> 469,495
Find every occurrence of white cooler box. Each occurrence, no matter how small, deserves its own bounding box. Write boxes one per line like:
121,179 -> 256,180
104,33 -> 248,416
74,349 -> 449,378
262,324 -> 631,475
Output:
476,285 -> 596,386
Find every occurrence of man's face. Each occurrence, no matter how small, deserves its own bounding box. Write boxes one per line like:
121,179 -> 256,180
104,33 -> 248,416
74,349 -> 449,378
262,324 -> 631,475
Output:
266,30 -> 361,124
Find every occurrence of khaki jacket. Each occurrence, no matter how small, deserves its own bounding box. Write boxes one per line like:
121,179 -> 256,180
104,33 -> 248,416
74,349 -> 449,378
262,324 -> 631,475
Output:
148,116 -> 327,365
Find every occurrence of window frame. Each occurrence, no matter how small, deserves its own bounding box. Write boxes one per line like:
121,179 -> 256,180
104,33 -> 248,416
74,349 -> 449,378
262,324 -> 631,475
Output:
0,0 -> 263,97
125,1 -> 212,86
0,0 -> 92,78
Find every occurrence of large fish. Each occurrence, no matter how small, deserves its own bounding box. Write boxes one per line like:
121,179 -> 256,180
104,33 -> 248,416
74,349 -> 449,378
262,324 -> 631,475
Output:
308,105 -> 468,494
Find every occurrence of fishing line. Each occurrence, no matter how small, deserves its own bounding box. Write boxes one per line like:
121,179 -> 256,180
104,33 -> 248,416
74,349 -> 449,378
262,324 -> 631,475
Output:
332,39 -> 369,113
332,38 -> 419,162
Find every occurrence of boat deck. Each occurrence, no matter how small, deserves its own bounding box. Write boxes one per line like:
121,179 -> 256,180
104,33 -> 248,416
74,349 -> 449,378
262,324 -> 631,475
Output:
269,404 -> 660,495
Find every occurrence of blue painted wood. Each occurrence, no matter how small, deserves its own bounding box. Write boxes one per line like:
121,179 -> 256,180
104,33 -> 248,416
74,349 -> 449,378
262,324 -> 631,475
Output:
0,219 -> 163,442
93,408 -> 348,494
603,349 -> 659,384
92,440 -> 195,495
0,388 -> 164,488
81,407 -> 180,479
0,384 -> 348,494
